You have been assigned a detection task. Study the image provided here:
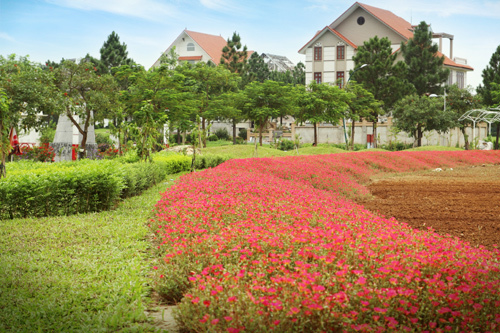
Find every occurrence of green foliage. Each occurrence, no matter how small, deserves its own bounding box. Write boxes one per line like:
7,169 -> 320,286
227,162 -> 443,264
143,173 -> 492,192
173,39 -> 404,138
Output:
0,160 -> 124,219
295,81 -> 349,145
393,94 -> 456,147
18,145 -> 55,162
39,123 -> 56,144
214,128 -> 231,141
401,21 -> 449,96
0,177 -> 181,332
277,139 -> 295,151
477,45 -> 500,106
243,80 -> 295,146
352,37 -> 413,112
54,60 -> 118,158
95,132 -> 113,145
379,141 -> 414,151
97,31 -> 135,74
238,127 -> 247,140
244,52 -> 270,85
220,32 -> 248,74
208,134 -> 219,141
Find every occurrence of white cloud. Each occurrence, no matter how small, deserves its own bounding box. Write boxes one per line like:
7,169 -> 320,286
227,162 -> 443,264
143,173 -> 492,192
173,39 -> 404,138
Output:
199,0 -> 240,13
46,0 -> 178,20
0,32 -> 15,42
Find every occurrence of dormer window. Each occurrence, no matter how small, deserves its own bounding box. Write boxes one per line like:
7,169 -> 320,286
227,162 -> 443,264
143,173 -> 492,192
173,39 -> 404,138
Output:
187,43 -> 195,51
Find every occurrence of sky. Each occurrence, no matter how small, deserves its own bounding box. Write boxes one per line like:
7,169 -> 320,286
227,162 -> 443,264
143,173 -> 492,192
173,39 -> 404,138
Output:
1,0 -> 499,90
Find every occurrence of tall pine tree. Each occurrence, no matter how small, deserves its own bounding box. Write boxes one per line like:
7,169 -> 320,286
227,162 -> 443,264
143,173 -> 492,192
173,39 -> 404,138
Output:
243,52 -> 269,85
98,31 -> 134,74
401,21 -> 449,96
352,36 -> 413,147
220,32 -> 248,74
477,45 -> 500,106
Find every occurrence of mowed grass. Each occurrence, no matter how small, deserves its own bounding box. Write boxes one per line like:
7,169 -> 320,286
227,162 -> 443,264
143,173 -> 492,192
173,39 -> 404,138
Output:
0,175 -> 183,332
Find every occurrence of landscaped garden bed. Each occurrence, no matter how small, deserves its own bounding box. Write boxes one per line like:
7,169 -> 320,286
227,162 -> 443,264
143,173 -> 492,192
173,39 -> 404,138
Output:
150,150 -> 500,332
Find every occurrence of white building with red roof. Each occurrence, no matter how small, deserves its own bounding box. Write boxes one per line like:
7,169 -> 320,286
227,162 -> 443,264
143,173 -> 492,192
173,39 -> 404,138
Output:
152,30 -> 228,67
299,2 -> 473,89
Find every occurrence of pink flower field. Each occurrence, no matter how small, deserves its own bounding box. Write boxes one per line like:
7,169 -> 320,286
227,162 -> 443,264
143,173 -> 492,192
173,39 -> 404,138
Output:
150,151 -> 500,332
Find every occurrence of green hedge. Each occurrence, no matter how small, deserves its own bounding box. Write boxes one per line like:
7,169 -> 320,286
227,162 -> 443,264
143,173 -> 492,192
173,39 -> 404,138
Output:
0,153 -> 228,219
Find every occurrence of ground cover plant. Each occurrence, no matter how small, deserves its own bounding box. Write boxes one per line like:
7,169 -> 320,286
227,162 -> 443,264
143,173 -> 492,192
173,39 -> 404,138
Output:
0,176 -> 182,332
151,150 -> 500,332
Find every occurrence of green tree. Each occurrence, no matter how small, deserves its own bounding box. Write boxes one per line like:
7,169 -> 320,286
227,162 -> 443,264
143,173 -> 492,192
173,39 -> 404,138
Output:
477,45 -> 500,106
0,89 -> 10,178
446,85 -> 483,149
352,36 -> 413,147
220,32 -> 248,74
393,94 -> 455,147
0,55 -> 59,176
295,82 -> 348,146
344,82 -> 381,150
54,60 -> 118,158
292,62 -> 306,86
242,80 -> 294,146
176,62 -> 240,146
90,31 -> 135,74
244,52 -> 270,85
401,21 -> 449,96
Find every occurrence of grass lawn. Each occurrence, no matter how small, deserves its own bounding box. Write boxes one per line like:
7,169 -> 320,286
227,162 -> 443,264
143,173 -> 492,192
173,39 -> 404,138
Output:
0,175 -> 183,332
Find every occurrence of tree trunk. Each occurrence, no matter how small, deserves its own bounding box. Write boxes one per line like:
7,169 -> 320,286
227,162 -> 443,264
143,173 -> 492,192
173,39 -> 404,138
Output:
259,122 -> 264,146
201,117 -> 206,148
417,126 -> 423,147
177,128 -> 181,144
461,128 -> 470,150
232,120 -> 237,145
495,124 -> 499,150
372,122 -> 378,148
313,122 -> 317,146
350,120 -> 356,150
0,121 -> 5,178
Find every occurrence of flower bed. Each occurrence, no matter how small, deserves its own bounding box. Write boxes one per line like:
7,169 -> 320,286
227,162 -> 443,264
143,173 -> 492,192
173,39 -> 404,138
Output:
151,151 -> 500,332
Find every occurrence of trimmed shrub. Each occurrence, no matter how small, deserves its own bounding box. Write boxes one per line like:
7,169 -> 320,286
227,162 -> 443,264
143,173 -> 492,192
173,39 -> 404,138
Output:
214,128 -> 230,141
277,139 -> 295,151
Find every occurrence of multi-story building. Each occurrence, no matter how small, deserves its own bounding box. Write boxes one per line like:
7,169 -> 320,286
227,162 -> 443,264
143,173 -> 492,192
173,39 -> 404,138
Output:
298,2 -> 473,88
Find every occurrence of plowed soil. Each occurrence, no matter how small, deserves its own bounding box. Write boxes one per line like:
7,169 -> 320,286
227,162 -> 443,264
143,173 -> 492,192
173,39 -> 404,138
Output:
356,164 -> 500,250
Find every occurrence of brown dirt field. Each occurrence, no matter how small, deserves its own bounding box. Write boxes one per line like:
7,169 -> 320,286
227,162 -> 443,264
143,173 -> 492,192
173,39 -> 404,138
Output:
356,164 -> 500,250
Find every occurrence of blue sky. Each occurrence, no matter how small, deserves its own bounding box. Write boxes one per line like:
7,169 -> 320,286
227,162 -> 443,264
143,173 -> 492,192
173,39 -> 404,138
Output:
1,0 -> 499,89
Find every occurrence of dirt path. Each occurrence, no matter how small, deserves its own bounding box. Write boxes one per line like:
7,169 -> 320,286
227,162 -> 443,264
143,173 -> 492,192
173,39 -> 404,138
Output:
356,164 -> 500,250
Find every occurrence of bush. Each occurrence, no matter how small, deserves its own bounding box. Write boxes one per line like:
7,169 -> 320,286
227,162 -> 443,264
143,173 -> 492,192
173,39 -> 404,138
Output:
214,128 -> 230,141
208,134 -> 218,142
238,128 -> 247,140
380,141 -> 413,151
39,126 -> 56,144
235,137 -> 245,145
277,139 -> 295,151
95,133 -> 113,145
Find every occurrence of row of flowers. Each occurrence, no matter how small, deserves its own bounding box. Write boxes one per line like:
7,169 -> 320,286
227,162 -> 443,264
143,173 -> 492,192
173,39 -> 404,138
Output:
151,151 -> 500,332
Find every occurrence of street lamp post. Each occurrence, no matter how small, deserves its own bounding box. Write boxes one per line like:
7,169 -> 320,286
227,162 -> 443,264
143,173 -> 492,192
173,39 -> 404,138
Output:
343,64 -> 368,149
429,88 -> 447,112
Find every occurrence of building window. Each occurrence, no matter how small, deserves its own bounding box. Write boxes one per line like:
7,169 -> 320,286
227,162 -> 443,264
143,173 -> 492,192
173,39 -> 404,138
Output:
357,16 -> 365,25
457,72 -> 464,89
314,72 -> 322,84
337,71 -> 345,88
314,47 -> 322,61
337,45 -> 345,60
187,43 -> 195,51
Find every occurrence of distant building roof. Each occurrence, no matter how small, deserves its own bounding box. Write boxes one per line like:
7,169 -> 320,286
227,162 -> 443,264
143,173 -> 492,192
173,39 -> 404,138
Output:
261,53 -> 295,72
184,30 -> 228,65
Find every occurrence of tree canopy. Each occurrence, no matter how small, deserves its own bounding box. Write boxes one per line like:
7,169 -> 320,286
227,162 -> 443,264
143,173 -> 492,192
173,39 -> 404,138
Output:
401,21 -> 449,96
477,45 -> 500,107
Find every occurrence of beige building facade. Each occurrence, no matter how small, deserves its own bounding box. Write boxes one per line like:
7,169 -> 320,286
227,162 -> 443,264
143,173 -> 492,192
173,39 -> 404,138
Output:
299,2 -> 473,88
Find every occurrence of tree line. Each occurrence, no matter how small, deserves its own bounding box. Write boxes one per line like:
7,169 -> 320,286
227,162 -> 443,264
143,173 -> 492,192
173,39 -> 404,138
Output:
1,24 -> 500,176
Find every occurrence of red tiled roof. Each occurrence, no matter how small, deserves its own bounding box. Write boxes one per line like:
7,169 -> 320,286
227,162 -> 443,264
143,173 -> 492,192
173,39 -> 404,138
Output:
184,30 -> 228,65
357,2 -> 413,40
438,51 -> 474,71
178,56 -> 203,61
330,2 -> 413,41
298,26 -> 357,53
